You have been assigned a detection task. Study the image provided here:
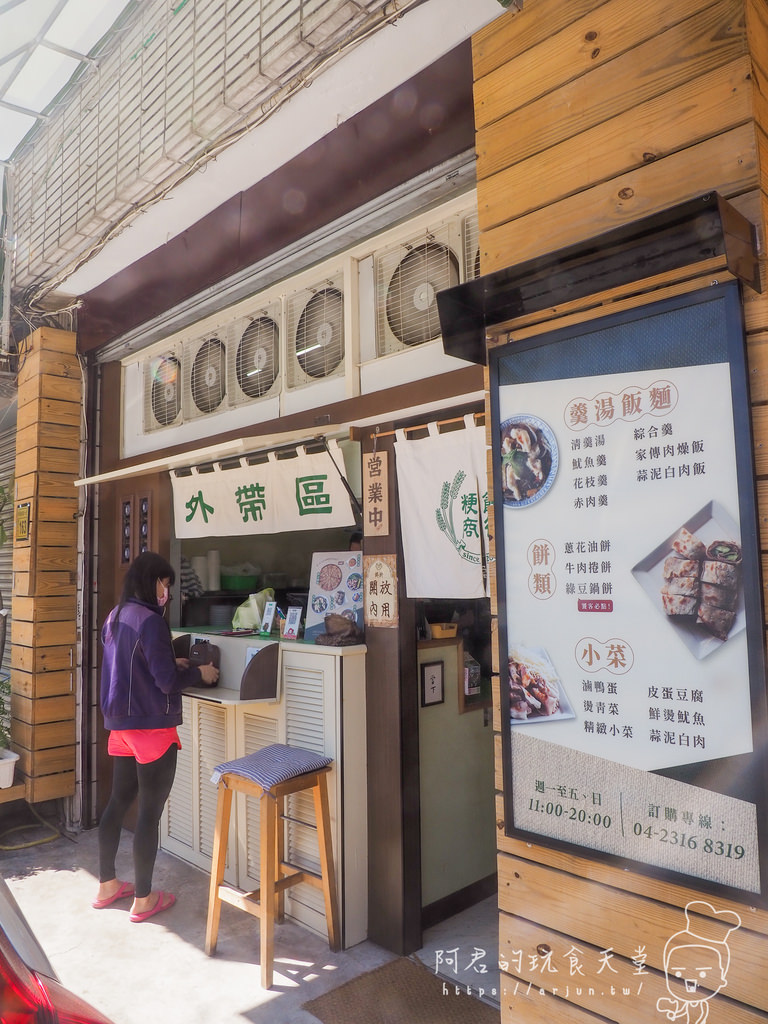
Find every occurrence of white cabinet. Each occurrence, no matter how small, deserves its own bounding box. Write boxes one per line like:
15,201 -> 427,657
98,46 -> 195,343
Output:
160,642 -> 367,947
162,696 -> 239,881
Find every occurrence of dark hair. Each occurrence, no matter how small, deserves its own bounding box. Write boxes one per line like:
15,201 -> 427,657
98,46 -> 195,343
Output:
121,551 -> 175,604
110,551 -> 175,638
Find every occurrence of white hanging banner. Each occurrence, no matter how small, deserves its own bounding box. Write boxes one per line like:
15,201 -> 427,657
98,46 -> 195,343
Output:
271,443 -> 355,533
394,418 -> 489,598
171,440 -> 356,538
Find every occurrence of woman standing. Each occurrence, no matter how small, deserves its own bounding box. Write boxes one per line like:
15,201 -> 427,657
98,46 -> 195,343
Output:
93,551 -> 219,922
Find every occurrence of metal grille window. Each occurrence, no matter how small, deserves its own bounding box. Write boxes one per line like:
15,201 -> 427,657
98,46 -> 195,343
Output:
10,0 -> 395,303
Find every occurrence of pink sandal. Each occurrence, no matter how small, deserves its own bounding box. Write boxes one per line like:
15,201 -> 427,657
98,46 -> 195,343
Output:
92,881 -> 135,909
129,891 -> 176,923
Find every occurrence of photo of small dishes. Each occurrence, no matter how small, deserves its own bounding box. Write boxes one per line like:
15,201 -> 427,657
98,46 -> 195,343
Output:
508,644 -> 575,724
632,501 -> 745,659
499,415 -> 558,508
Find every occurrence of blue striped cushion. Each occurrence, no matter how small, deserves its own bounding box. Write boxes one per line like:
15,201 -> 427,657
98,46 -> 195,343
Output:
211,743 -> 332,791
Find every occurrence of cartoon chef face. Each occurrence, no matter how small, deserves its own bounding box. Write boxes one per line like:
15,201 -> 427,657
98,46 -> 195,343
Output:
663,942 -> 727,1003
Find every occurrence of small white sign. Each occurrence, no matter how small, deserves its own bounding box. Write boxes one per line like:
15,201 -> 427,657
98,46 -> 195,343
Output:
260,601 -> 276,635
282,606 -> 302,640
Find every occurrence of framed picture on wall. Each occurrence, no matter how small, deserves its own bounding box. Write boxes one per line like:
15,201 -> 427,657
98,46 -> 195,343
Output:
420,661 -> 444,707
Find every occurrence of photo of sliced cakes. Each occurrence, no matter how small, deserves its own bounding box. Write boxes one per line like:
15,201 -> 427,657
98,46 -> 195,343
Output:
661,527 -> 742,640
632,501 -> 746,659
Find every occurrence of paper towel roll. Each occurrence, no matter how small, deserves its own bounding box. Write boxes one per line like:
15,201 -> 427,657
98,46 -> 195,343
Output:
207,550 -> 221,592
191,556 -> 208,591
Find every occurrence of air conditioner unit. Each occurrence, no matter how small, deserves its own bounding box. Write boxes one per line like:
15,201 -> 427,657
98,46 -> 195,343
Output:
227,302 -> 282,407
182,333 -> 228,420
373,216 -> 462,357
143,347 -> 183,432
285,270 -> 346,390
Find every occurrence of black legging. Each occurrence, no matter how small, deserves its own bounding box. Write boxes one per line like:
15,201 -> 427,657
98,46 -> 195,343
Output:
98,744 -> 178,898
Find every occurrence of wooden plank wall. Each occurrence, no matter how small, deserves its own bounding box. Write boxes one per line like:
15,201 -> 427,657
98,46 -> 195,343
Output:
473,1 -> 768,1022
11,327 -> 80,802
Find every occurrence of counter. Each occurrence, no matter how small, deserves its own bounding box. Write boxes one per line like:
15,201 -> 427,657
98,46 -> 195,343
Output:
162,631 -> 367,948
173,626 -> 365,702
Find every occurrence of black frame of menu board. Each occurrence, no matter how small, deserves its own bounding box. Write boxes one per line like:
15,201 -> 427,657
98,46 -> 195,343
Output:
489,281 -> 768,907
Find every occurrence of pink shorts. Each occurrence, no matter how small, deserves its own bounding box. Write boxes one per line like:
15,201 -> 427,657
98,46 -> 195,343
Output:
108,727 -> 181,764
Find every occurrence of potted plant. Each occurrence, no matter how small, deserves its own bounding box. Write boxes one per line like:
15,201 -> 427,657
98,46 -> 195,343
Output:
0,673 -> 18,788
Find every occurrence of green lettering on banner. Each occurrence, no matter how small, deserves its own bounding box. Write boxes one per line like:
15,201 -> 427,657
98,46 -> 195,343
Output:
461,492 -> 478,515
296,475 -> 332,515
185,490 -> 214,523
463,516 -> 480,539
236,482 -> 267,523
435,470 -> 483,565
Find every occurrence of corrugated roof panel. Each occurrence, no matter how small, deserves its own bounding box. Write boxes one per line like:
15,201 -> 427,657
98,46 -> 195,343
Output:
48,0 -> 132,54
5,47 -> 80,112
0,108 -> 34,162
0,0 -> 63,64
0,54 -> 27,95
0,0 -> 134,158
9,0 -> 402,296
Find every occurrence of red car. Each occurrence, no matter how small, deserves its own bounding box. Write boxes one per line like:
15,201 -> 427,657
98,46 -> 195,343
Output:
0,873 -> 115,1023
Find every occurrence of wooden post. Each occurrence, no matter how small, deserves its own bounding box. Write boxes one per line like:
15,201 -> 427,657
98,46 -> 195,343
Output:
11,327 -> 79,802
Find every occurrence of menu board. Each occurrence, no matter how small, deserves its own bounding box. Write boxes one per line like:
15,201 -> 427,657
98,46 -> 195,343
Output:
490,283 -> 768,905
304,550 -> 364,641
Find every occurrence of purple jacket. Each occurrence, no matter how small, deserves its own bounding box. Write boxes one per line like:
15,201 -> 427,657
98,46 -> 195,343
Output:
100,598 -> 202,731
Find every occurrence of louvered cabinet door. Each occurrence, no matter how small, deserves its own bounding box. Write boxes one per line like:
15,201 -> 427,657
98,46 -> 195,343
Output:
274,647 -> 368,948
279,649 -> 341,940
162,696 -> 195,852
160,695 -> 238,882
233,708 -> 280,892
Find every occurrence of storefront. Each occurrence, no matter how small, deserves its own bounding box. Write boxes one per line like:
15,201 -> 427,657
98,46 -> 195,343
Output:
14,6 -> 768,1009
74,374 -> 499,952
71,114 -> 495,948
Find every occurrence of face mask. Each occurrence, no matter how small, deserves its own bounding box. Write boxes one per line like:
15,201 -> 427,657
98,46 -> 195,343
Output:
158,584 -> 170,607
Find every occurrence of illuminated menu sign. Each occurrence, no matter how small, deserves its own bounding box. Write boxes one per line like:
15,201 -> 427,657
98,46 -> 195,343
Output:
490,283 -> 768,905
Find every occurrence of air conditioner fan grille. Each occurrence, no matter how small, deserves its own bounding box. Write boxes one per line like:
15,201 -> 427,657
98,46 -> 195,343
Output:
236,316 -> 279,398
385,241 -> 459,348
190,337 -> 226,414
150,355 -> 181,427
294,286 -> 344,379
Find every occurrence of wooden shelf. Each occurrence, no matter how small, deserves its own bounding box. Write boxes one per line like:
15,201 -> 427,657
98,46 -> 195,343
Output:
417,637 -> 460,649
0,781 -> 25,804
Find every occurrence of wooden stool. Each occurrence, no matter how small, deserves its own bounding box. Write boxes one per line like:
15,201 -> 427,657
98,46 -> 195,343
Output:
205,744 -> 340,989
